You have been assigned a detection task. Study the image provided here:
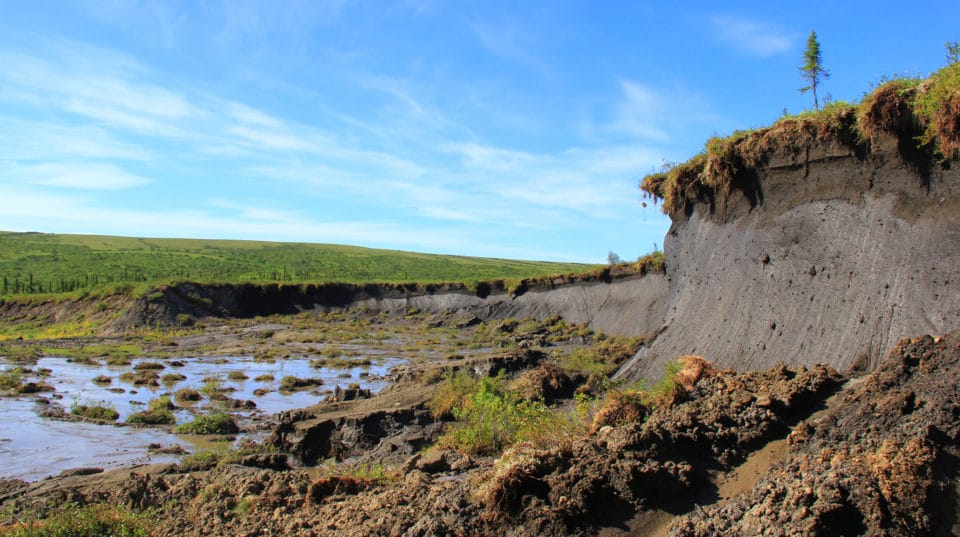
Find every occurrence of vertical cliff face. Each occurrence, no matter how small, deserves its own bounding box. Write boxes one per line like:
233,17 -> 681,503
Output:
618,132 -> 960,382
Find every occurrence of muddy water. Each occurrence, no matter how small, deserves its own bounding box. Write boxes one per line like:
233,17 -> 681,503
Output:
0,398 -> 182,481
0,354 -> 403,481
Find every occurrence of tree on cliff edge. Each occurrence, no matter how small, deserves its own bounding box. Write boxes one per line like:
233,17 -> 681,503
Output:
799,31 -> 829,111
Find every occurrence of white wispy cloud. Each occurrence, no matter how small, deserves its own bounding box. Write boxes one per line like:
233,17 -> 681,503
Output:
207,198 -> 301,223
12,162 -> 153,190
469,20 -> 550,75
609,81 -> 671,141
443,141 -> 661,220
581,79 -> 721,148
710,15 -> 796,57
0,119 -> 149,160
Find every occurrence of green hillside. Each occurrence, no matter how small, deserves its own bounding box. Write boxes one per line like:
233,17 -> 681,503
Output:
0,232 -> 597,296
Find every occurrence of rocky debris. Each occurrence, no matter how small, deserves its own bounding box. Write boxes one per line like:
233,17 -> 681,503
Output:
270,406 -> 440,464
400,449 -> 473,475
220,398 -> 257,410
6,356 -> 839,536
270,349 -> 551,466
240,453 -> 290,471
56,467 -> 104,478
463,348 -> 548,378
329,384 -> 372,402
669,333 -> 960,536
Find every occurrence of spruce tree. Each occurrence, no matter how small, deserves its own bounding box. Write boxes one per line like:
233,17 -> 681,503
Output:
800,31 -> 829,111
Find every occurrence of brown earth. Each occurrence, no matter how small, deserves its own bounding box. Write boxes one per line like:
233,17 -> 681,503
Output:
668,332 -> 960,536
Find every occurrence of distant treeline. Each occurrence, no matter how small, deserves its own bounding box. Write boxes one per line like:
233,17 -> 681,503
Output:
0,232 -> 595,296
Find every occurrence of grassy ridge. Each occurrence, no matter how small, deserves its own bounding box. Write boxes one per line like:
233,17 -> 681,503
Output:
0,232 -> 596,296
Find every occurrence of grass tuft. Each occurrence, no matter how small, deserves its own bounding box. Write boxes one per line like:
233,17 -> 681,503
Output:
174,413 -> 239,435
0,503 -> 153,537
69,401 -> 119,422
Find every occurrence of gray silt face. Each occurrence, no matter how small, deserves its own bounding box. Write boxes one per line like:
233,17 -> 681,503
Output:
619,135 -> 960,382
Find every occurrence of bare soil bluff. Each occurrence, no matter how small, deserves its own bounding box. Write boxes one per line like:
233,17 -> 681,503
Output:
119,268 -> 668,341
620,127 -> 960,382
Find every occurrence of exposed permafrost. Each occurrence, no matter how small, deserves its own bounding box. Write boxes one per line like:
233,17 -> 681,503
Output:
618,134 -> 960,382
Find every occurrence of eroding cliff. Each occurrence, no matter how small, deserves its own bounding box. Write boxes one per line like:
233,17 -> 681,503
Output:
120,269 -> 668,340
620,84 -> 960,381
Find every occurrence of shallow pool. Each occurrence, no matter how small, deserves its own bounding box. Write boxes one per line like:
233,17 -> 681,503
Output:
0,353 -> 404,481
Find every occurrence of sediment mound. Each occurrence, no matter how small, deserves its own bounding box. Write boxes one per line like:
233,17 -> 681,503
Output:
670,331 -> 960,536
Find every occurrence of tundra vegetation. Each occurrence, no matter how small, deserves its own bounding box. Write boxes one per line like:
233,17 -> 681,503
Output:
0,233 -> 595,297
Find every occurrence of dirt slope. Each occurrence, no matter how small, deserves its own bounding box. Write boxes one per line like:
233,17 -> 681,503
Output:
619,133 -> 960,382
670,332 -> 960,536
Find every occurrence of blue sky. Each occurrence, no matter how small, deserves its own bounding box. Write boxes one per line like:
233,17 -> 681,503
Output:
1,1 -> 957,263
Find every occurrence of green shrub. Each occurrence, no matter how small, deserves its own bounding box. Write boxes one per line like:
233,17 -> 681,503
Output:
635,250 -> 665,274
227,370 -> 249,381
148,396 -> 174,412
428,370 -> 479,419
559,334 -> 645,383
517,392 -> 599,449
70,401 -> 119,422
0,503 -> 153,537
440,377 -> 550,456
135,397 -> 176,424
309,356 -> 351,369
178,443 -> 269,471
174,413 -> 239,435
1,346 -> 42,362
649,360 -> 683,401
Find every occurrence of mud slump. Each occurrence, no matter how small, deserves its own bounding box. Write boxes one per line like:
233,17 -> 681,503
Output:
0,354 -> 403,481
